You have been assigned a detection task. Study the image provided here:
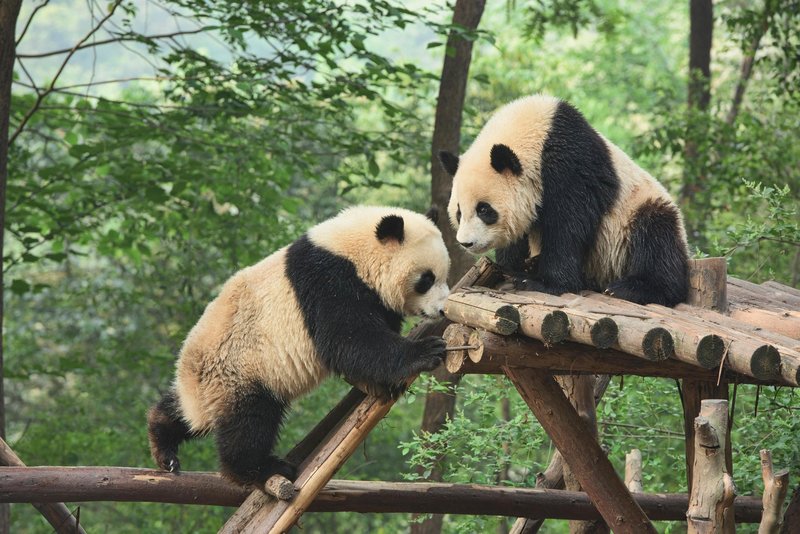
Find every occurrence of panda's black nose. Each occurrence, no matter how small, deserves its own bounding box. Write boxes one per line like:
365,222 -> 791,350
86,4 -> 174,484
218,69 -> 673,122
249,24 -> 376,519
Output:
459,241 -> 474,249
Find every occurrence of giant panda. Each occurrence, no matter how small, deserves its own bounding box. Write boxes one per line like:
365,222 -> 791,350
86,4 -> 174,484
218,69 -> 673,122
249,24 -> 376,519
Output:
439,95 -> 689,307
147,206 -> 451,488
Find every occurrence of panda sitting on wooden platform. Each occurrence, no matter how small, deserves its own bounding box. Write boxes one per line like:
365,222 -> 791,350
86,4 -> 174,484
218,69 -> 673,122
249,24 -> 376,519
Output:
439,94 -> 689,307
148,206 -> 451,489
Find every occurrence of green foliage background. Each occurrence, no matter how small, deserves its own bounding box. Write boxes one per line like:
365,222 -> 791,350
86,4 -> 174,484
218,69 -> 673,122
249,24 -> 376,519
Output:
5,0 -> 799,532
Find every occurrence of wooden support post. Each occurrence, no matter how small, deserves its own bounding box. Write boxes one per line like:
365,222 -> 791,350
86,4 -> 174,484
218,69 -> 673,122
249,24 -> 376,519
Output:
687,399 -> 736,534
555,374 -> 609,534
687,257 -> 728,311
779,484 -> 800,534
503,367 -> 656,533
759,450 -> 789,534
683,257 -> 735,533
0,438 -> 86,534
510,377 -> 611,534
626,449 -> 644,493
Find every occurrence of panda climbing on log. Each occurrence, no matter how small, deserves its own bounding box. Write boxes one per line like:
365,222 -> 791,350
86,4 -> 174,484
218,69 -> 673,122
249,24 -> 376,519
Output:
148,206 -> 451,489
439,94 -> 689,307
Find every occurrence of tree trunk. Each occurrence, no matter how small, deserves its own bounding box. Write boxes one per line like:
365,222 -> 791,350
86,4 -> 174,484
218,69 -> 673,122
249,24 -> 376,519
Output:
681,0 -> 713,242
0,2 -> 23,532
429,0 -> 485,286
412,1 -> 486,533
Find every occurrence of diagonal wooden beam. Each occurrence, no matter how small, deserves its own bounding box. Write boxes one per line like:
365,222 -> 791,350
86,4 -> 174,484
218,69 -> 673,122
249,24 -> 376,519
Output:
503,367 -> 657,534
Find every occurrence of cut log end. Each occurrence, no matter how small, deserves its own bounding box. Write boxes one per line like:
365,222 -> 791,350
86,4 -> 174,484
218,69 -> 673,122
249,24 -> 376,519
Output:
642,327 -> 675,361
541,310 -> 570,344
264,475 -> 296,501
444,324 -> 471,374
590,317 -> 619,349
495,304 -> 521,335
750,345 -> 781,381
696,334 -> 726,369
468,330 -> 485,363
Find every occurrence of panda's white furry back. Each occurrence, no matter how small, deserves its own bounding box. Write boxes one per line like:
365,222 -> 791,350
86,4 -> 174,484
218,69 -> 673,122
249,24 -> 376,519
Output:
440,95 -> 689,306
148,206 -> 450,488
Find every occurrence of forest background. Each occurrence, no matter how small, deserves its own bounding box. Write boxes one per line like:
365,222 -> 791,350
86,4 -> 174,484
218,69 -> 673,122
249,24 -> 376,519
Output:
2,0 -> 799,532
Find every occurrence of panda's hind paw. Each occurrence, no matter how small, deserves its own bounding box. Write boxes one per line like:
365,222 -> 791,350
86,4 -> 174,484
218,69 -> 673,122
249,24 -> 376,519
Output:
266,457 -> 298,481
153,450 -> 181,474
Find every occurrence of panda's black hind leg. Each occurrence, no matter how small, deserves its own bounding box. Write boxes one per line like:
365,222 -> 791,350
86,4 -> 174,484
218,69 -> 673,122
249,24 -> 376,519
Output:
147,389 -> 195,473
608,199 -> 689,307
215,384 -> 296,488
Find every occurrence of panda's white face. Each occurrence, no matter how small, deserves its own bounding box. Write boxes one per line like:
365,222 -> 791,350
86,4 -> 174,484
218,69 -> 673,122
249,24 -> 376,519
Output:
310,206 -> 451,318
452,200 -> 503,255
404,268 -> 450,318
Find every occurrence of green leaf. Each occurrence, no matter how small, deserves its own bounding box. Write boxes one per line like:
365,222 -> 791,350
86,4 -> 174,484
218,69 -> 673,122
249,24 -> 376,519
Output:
10,279 -> 30,295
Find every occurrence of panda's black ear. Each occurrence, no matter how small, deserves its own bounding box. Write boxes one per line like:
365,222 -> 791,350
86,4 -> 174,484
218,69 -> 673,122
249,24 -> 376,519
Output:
424,205 -> 439,225
376,214 -> 405,244
490,144 -> 522,176
438,150 -> 459,177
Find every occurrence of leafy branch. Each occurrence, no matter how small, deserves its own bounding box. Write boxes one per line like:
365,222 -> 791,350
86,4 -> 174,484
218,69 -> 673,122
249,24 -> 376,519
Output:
9,0 -> 123,146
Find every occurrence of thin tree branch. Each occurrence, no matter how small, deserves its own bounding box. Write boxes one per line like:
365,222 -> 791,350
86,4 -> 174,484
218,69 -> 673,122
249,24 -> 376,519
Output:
13,57 -> 39,94
9,0 -> 123,146
14,0 -> 50,47
16,27 -> 210,59
725,2 -> 773,125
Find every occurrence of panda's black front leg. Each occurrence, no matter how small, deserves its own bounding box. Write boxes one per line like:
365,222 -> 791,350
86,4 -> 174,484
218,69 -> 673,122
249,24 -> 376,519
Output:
513,245 -> 585,295
326,327 -> 446,401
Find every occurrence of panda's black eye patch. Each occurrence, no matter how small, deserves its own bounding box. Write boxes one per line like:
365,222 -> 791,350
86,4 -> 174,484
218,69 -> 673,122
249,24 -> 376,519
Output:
476,202 -> 498,225
414,270 -> 435,294
456,204 -> 461,223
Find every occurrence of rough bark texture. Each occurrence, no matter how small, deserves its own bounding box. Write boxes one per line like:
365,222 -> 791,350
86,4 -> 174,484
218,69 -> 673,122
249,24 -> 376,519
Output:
626,449 -> 644,493
504,367 -> 656,533
0,3 -> 23,532
682,0 -> 713,237
681,258 -> 732,523
758,449 -> 789,534
688,258 -> 728,311
688,0 -> 713,112
429,0 -> 485,287
779,484 -> 800,534
687,400 -> 736,534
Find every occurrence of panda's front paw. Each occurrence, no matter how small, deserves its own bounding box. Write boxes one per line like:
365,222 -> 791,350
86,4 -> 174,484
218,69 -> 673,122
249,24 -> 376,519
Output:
409,336 -> 446,374
512,276 -> 551,293
514,277 -> 568,295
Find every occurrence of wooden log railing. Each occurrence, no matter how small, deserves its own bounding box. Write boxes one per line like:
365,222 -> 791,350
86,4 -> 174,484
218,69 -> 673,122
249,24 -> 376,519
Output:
0,466 -> 768,523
